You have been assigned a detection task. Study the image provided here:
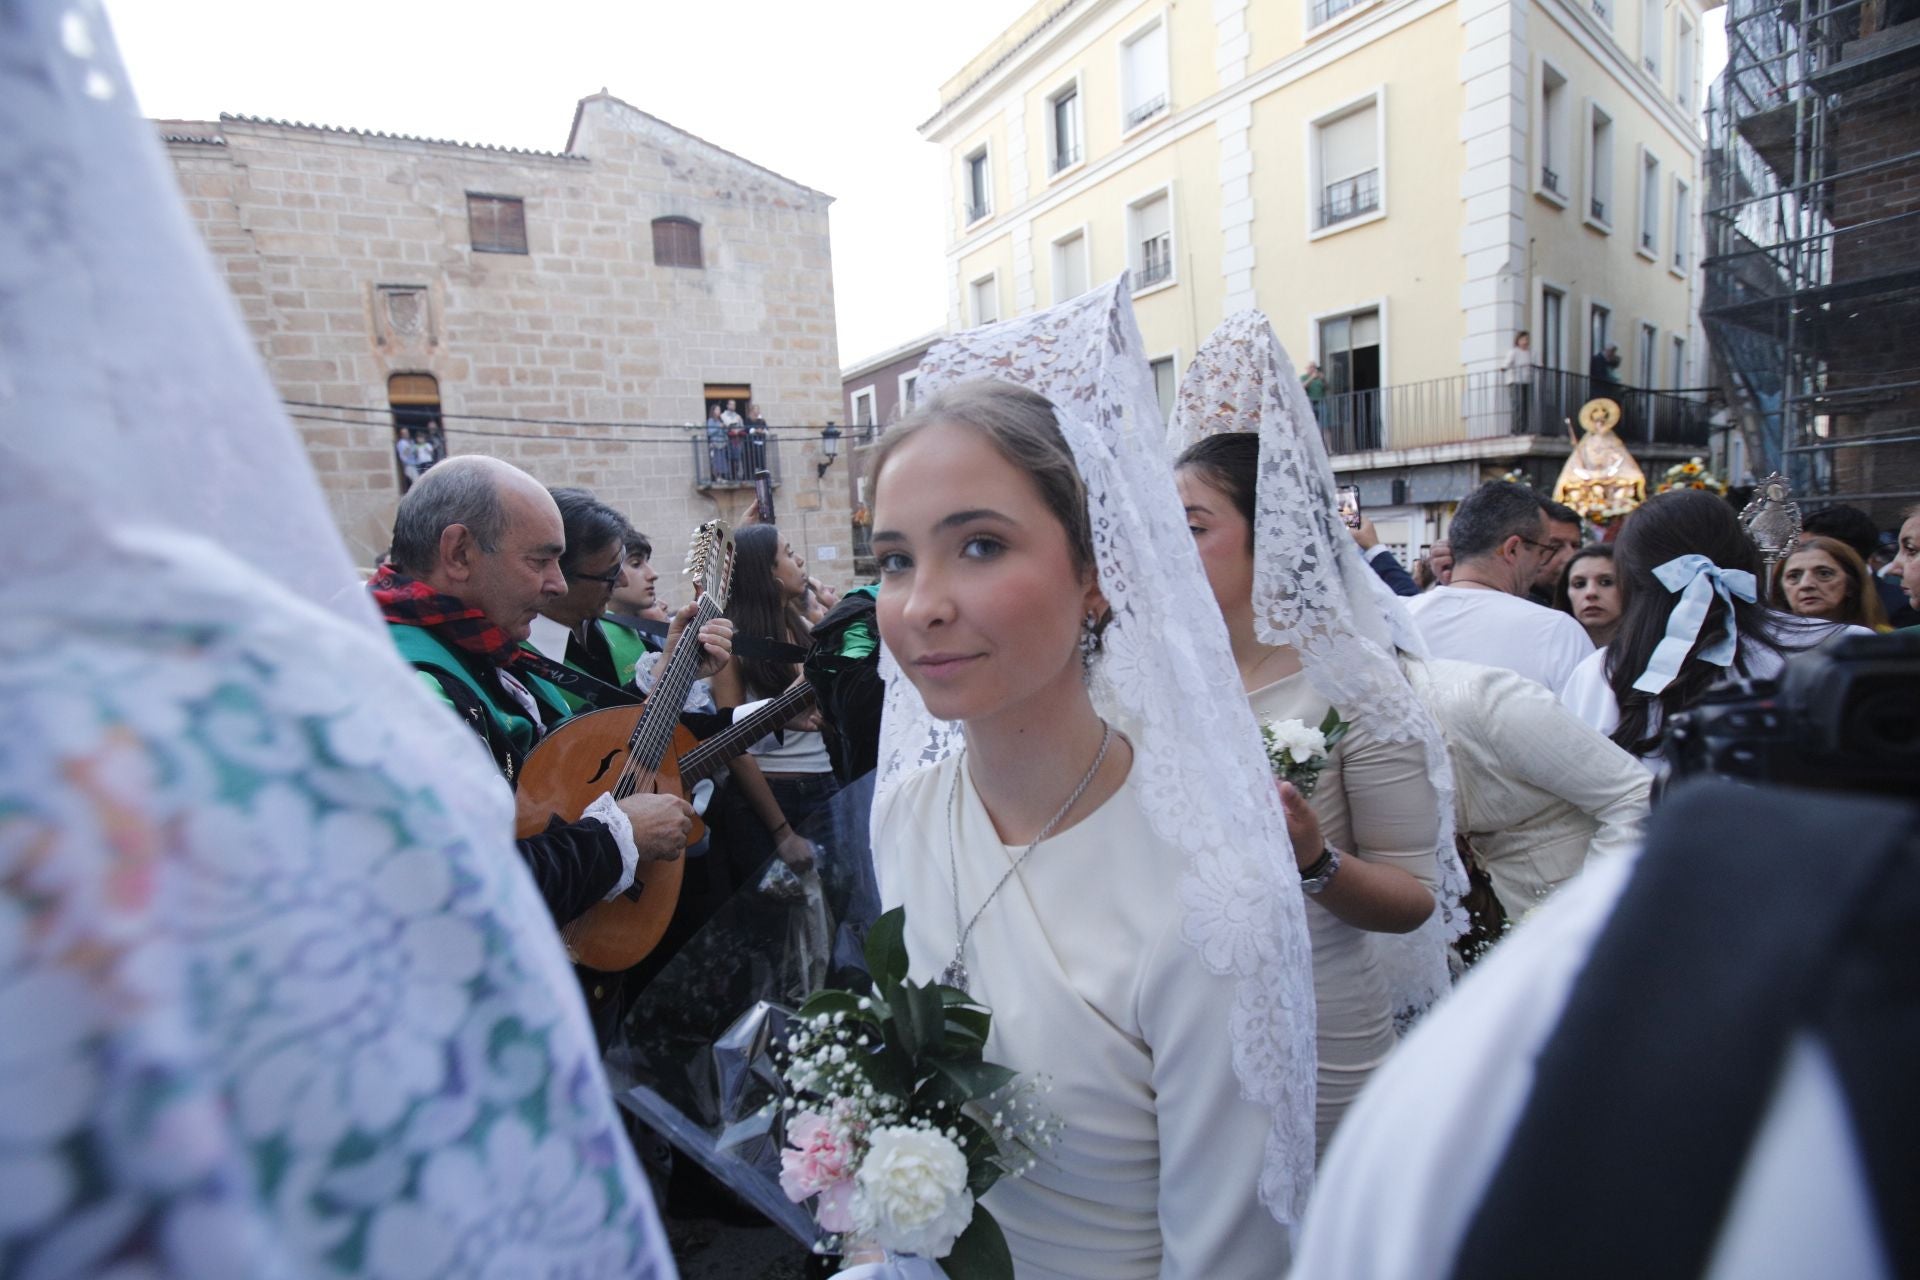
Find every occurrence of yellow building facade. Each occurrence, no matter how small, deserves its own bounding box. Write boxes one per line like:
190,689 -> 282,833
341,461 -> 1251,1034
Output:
925,0 -> 1718,551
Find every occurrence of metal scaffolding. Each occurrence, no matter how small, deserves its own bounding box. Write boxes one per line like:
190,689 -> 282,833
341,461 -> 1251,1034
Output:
1703,0 -> 1920,520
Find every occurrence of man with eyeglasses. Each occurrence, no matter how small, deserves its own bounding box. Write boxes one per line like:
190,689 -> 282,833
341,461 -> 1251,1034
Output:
1527,499 -> 1587,606
1406,480 -> 1596,694
373,459 -> 731,936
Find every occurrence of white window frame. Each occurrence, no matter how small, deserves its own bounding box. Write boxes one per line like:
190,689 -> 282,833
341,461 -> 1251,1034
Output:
1584,99 -> 1615,234
1306,0 -> 1382,35
1636,321 -> 1659,385
1670,334 -> 1688,391
1126,182 -> 1179,297
1587,298 -> 1614,366
1147,348 -> 1182,422
962,144 -> 993,228
969,270 -> 1001,326
1676,14 -> 1697,111
1117,9 -> 1172,139
1636,145 -> 1662,261
1671,177 -> 1692,276
1309,297 -> 1392,395
1534,59 -> 1572,209
896,372 -> 919,418
1640,0 -> 1663,79
1537,278 -> 1572,372
1045,73 -> 1086,183
1049,223 -> 1093,304
1306,86 -> 1388,241
850,385 -> 877,429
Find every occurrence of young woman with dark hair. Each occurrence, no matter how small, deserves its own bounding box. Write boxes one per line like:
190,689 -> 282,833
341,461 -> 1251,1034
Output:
1560,489 -> 1867,766
1553,544 -> 1623,647
709,522 -> 830,881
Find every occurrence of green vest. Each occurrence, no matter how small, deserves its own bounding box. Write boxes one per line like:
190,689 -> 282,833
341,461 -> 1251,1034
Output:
537,618 -> 653,716
388,623 -> 568,758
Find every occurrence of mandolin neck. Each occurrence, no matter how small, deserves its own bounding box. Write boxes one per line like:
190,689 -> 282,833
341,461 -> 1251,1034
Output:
680,683 -> 817,784
628,593 -> 723,772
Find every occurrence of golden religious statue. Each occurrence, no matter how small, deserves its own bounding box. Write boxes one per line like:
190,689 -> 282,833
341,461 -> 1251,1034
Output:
1553,398 -> 1646,524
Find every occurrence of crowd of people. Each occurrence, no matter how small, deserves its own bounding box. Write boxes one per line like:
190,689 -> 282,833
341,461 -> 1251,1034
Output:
10,20 -> 1918,1277
705,398 -> 773,482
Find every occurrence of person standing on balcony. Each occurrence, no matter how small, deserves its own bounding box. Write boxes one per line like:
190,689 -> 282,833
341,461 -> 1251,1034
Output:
1589,345 -> 1622,391
1303,360 -> 1329,426
745,402 -> 770,473
704,402 -> 729,482
1405,481 -> 1595,693
1505,331 -> 1534,435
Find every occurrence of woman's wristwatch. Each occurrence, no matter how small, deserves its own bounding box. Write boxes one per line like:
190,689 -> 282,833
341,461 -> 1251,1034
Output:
1299,844 -> 1344,894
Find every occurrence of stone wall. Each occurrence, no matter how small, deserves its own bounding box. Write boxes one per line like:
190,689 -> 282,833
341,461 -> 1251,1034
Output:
160,95 -> 853,593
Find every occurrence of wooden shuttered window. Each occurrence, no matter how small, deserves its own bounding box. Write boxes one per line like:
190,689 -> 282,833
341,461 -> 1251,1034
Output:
652,217 -> 703,268
467,194 -> 528,254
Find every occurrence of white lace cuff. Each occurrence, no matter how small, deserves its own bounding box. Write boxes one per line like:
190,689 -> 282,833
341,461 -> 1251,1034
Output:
583,792 -> 640,900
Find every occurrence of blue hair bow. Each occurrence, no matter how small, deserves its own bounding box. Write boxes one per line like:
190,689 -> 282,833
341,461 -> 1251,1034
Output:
1630,554 -> 1759,695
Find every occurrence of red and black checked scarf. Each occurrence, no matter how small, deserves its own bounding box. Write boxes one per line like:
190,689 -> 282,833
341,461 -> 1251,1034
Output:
368,564 -> 532,669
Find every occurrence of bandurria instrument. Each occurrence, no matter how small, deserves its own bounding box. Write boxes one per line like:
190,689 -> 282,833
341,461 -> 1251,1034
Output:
515,521 -> 735,972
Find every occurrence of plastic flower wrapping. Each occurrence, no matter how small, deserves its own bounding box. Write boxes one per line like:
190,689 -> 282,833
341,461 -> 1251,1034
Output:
776,908 -> 1060,1277
1261,706 -> 1351,798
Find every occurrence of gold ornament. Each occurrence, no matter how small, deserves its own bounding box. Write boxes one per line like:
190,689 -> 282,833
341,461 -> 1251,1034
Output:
1553,398 -> 1646,524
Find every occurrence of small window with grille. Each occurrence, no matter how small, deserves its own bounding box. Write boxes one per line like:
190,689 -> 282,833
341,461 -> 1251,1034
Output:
467,194 -> 527,254
652,216 -> 704,268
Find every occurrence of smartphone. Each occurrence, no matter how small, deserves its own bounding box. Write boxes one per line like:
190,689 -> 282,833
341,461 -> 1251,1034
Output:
1336,484 -> 1362,529
754,469 -> 776,525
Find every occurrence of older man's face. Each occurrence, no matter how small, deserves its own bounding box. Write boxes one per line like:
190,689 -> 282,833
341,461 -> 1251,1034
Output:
462,486 -> 566,642
1534,519 -> 1583,589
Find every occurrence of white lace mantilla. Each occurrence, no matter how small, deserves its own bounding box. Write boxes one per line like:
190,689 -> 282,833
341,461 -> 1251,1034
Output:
875,280 -> 1318,1229
1169,311 -> 1469,1017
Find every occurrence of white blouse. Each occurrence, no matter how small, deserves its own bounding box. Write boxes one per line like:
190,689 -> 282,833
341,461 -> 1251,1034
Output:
1404,657 -> 1650,918
872,753 -> 1293,1279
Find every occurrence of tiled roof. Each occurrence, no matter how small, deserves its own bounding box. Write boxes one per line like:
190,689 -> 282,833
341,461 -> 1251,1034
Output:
156,118 -> 225,145
216,113 -> 587,161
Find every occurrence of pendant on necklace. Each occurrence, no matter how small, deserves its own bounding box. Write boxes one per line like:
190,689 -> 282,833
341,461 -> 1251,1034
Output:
940,958 -> 969,993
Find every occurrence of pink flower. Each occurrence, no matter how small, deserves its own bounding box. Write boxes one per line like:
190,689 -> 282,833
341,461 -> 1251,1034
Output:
779,1109 -> 858,1232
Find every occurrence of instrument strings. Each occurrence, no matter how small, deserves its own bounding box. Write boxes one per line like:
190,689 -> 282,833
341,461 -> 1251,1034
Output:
608,590 -> 722,803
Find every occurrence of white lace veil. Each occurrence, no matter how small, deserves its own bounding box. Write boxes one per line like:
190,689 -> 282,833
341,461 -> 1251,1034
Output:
0,5 -> 670,1273
875,280 -> 1318,1228
1168,311 -> 1468,1017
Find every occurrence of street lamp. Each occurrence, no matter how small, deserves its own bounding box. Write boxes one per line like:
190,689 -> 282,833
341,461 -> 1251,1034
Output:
817,423 -> 842,479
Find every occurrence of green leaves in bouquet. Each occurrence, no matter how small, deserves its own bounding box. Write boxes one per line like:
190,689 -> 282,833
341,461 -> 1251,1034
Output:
942,1206 -> 1014,1280
1318,705 -> 1352,750
864,905 -> 910,992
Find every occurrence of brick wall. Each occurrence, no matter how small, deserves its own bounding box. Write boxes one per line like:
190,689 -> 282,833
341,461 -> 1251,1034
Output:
161,95 -> 853,591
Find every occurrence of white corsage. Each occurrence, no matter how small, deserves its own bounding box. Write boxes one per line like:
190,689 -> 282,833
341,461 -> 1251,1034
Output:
1260,707 -> 1351,798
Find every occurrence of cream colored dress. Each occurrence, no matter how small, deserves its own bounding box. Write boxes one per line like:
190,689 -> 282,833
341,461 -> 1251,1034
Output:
1249,673 -> 1441,1154
872,753 -> 1294,1280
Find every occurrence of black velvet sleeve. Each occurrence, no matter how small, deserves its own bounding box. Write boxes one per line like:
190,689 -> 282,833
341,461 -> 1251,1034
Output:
517,815 -> 625,927
1368,547 -> 1422,598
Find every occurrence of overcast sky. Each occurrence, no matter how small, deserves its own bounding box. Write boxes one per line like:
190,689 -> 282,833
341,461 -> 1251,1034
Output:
110,0 -> 1725,370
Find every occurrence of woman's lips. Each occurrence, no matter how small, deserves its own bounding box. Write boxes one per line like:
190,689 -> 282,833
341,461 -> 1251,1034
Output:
912,652 -> 983,680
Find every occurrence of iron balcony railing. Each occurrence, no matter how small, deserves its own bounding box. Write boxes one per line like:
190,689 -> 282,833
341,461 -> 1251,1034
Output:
1542,165 -> 1562,194
1311,0 -> 1367,24
1592,197 -> 1609,222
1320,169 -> 1382,228
1052,144 -> 1082,173
692,430 -> 782,490
1124,94 -> 1168,129
1592,0 -> 1611,21
1135,234 -> 1173,288
964,200 -> 990,224
1316,367 -> 1713,455
1643,229 -> 1657,252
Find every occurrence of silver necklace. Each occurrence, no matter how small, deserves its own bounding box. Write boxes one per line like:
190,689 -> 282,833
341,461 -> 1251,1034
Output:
941,721 -> 1114,994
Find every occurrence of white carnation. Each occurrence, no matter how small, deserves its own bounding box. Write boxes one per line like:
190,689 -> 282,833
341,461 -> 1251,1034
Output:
1266,718 -> 1327,764
850,1125 -> 974,1259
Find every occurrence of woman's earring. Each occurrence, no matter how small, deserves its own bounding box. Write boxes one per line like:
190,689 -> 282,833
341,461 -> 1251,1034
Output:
1079,610 -> 1100,674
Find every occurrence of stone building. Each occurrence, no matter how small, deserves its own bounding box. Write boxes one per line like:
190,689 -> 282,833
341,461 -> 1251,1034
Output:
839,330 -> 943,574
158,92 -> 853,590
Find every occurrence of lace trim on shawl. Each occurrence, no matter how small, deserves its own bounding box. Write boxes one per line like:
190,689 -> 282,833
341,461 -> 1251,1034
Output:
1169,312 -> 1469,1017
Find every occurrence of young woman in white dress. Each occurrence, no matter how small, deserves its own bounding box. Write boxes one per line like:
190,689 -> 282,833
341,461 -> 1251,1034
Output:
1166,313 -> 1465,1153
865,284 -> 1316,1278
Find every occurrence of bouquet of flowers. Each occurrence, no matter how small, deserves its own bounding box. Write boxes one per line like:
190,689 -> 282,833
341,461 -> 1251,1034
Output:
1656,457 -> 1728,495
1260,707 -> 1351,798
778,908 -> 1058,1277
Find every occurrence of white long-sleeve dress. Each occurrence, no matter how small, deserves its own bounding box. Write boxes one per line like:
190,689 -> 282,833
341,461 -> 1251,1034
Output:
872,752 -> 1294,1279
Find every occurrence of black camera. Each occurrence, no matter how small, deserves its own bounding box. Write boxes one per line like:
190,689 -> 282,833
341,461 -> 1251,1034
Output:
1664,630 -> 1920,800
